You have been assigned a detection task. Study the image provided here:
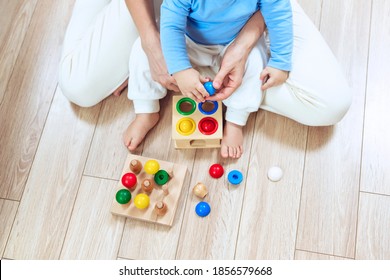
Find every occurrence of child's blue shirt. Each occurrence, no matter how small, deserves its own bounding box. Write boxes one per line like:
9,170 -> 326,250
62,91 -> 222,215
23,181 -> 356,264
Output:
160,0 -> 293,74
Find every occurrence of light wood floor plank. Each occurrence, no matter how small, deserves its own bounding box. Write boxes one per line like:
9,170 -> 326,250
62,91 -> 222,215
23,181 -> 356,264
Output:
360,0 -> 390,196
118,95 -> 197,259
235,113 -> 307,259
0,0 -> 21,40
60,177 -> 125,259
0,199 -> 19,258
2,0 -> 387,260
356,193 -> 390,259
3,90 -> 101,259
297,0 -> 323,26
295,250 -> 349,260
84,92 -> 137,180
296,0 -> 371,258
0,0 -> 38,104
233,0 -> 321,260
176,115 -> 256,259
0,0 -> 75,200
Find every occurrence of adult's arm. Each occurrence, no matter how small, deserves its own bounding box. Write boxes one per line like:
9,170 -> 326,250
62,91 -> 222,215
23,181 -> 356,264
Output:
125,0 -> 178,91
209,11 -> 265,101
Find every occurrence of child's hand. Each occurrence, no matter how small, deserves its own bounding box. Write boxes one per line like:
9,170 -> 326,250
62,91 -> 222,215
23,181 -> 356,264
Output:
173,68 -> 210,103
260,66 -> 289,91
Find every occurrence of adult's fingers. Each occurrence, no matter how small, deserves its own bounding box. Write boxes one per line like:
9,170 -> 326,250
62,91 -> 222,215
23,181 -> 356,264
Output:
213,66 -> 231,90
206,88 -> 231,101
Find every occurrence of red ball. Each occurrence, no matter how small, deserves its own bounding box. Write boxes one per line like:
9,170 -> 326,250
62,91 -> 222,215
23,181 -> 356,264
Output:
121,172 -> 137,190
209,164 -> 224,178
198,117 -> 218,135
201,120 -> 215,132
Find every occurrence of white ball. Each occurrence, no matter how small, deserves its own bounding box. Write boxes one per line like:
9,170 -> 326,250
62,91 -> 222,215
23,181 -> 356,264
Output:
267,166 -> 283,182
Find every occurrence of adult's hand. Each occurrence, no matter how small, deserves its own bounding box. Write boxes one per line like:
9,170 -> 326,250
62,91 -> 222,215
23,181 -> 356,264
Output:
143,35 -> 180,92
125,0 -> 179,92
206,41 -> 247,101
206,11 -> 265,101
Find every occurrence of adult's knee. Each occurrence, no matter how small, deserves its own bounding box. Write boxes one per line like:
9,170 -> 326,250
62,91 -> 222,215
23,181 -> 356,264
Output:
58,61 -> 102,108
328,87 -> 353,125
308,85 -> 353,126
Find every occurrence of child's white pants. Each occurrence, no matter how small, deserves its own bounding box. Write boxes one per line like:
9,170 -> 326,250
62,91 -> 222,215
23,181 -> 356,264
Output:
59,0 -> 352,126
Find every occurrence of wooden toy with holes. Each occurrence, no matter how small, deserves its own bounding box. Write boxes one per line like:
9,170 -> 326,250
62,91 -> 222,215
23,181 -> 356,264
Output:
111,154 -> 187,226
172,95 -> 223,149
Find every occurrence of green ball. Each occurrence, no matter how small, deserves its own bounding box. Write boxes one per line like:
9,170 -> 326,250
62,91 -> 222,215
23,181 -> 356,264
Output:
154,170 -> 170,185
116,189 -> 131,204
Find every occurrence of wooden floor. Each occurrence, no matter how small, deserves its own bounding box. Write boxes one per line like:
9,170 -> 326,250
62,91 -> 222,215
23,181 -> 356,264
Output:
0,0 -> 389,260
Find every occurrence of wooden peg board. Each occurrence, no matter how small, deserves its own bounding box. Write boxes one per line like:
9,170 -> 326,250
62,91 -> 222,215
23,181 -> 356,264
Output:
172,95 -> 223,149
111,154 -> 187,227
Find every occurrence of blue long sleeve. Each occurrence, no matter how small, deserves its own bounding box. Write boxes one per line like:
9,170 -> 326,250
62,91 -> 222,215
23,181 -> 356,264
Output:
160,0 -> 192,74
260,0 -> 293,71
160,0 -> 293,74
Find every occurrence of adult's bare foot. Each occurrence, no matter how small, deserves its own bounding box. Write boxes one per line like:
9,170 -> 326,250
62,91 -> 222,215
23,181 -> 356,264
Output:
123,113 -> 160,151
112,79 -> 128,97
221,121 -> 244,159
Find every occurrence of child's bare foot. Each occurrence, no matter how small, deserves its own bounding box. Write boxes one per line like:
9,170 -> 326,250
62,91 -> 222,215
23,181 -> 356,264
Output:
123,113 -> 160,151
112,80 -> 128,97
221,121 -> 244,159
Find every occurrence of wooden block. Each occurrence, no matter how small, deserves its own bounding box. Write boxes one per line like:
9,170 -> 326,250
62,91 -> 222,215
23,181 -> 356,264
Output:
111,154 -> 187,227
172,95 -> 223,149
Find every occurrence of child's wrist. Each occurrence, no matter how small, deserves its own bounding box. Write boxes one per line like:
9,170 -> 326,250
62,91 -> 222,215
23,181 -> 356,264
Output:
172,68 -> 193,79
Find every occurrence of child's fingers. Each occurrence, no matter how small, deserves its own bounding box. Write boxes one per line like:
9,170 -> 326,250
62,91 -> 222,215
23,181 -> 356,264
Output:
262,74 -> 270,86
260,69 -> 270,81
261,76 -> 275,91
196,84 -> 209,99
183,91 -> 197,101
167,83 -> 180,92
192,89 -> 205,103
183,92 -> 192,99
200,76 -> 210,83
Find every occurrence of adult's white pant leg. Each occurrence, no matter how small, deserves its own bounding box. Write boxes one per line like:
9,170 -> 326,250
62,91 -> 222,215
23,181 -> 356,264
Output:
58,0 -> 138,107
260,0 -> 352,126
128,38 -> 167,113
223,38 -> 268,126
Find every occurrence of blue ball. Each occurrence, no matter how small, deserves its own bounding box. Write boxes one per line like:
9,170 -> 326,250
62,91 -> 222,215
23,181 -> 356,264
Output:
195,201 -> 211,217
204,81 -> 216,96
228,170 -> 243,185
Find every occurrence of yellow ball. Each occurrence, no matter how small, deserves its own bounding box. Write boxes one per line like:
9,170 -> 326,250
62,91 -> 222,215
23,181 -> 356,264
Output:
144,159 -> 160,175
134,193 -> 150,209
179,120 -> 193,133
176,118 -> 196,136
